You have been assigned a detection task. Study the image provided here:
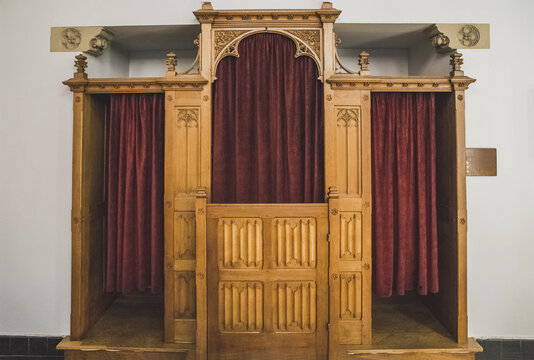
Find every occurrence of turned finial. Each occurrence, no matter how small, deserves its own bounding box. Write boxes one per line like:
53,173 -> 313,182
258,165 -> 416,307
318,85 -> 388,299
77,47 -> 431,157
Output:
321,2 -> 333,9
74,53 -> 88,79
201,2 -> 213,10
358,50 -> 370,76
450,52 -> 464,77
166,52 -> 177,76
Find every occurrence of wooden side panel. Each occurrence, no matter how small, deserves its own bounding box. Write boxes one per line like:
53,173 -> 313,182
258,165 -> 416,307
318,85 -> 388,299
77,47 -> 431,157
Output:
71,94 -> 115,340
329,88 -> 371,358
165,88 -> 206,345
174,213 -> 196,260
174,272 -> 196,319
422,92 -> 467,343
174,108 -> 200,196
339,212 -> 362,261
336,107 -> 361,196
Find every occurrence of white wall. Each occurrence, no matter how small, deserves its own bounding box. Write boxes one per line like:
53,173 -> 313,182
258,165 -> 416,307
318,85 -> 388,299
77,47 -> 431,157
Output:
128,50 -> 197,77
0,0 -> 533,338
338,48 -> 409,76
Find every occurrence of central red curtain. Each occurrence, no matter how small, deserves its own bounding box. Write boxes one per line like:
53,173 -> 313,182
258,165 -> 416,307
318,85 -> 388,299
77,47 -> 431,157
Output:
212,33 -> 324,203
371,92 -> 439,297
107,93 -> 164,294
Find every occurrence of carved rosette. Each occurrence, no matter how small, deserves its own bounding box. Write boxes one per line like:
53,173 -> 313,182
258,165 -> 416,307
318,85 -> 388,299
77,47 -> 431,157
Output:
457,25 -> 480,47
61,28 -> 81,50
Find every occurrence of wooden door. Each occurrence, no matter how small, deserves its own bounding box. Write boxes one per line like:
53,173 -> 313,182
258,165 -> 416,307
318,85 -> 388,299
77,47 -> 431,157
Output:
206,204 -> 329,360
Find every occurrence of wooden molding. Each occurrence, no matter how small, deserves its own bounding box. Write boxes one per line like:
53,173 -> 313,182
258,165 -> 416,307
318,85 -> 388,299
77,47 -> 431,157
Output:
194,2 -> 340,26
466,148 -> 497,176
63,75 -> 208,93
327,75 -> 476,92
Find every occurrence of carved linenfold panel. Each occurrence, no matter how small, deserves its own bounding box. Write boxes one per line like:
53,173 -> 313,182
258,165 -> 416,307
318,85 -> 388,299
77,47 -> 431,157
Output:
339,272 -> 362,320
220,218 -> 263,268
219,281 -> 263,332
174,272 -> 196,319
336,107 -> 361,196
286,30 -> 321,55
174,108 -> 200,195
272,218 -> 317,268
214,30 -> 249,58
339,212 -> 362,261
174,212 -> 195,260
273,282 -> 316,332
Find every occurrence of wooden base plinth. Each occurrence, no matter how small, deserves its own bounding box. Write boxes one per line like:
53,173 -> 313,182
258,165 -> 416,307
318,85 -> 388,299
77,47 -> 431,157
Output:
338,294 -> 482,360
58,295 -> 194,360
59,293 -> 481,360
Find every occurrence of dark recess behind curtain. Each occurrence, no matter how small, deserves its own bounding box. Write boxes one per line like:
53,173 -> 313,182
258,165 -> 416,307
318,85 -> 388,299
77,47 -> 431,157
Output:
212,33 -> 324,203
107,93 -> 164,294
371,92 -> 439,297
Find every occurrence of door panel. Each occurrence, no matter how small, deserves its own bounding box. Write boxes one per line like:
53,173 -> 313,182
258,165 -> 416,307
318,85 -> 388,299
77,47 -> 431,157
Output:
207,205 -> 328,360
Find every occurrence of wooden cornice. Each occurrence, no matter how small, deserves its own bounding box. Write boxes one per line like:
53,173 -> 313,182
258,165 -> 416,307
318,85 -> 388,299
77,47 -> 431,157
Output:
326,74 -> 476,92
193,2 -> 341,27
63,75 -> 208,93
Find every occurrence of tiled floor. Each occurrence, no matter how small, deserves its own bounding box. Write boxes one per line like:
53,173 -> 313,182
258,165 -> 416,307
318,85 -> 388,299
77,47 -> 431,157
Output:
0,336 -> 63,359
1,336 -> 533,359
476,340 -> 534,360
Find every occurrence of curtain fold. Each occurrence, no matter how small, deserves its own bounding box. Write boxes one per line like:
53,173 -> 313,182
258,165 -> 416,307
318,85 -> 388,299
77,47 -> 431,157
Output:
371,92 -> 439,297
107,93 -> 164,294
212,33 -> 324,203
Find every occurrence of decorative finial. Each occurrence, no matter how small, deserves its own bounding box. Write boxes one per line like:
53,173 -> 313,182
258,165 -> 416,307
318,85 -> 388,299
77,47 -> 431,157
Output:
166,52 -> 177,76
358,50 -> 370,76
201,2 -> 213,10
74,53 -> 87,79
450,52 -> 464,77
194,35 -> 200,48
321,2 -> 333,9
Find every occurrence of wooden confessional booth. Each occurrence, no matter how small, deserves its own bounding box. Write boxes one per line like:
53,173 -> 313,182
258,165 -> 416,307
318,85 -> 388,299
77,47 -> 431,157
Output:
58,3 -> 484,360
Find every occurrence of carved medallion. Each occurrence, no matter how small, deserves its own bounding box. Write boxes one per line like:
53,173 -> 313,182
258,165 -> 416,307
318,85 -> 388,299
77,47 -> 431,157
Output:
457,25 -> 480,47
61,28 -> 81,50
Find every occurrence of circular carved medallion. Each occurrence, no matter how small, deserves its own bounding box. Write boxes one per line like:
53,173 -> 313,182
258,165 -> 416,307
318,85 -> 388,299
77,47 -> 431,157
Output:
61,28 -> 82,50
457,25 -> 480,47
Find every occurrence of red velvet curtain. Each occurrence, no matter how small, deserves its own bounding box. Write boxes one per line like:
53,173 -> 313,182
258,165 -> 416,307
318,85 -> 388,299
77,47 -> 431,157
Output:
106,93 -> 164,294
212,33 -> 324,203
371,92 -> 438,297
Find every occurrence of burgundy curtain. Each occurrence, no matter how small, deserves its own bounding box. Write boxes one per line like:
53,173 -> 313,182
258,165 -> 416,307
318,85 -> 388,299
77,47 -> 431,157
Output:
371,92 -> 438,297
212,33 -> 324,203
106,93 -> 164,294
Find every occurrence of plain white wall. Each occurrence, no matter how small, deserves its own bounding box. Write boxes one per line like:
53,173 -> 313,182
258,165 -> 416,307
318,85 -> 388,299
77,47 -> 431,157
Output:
0,0 -> 533,338
338,48 -> 409,76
